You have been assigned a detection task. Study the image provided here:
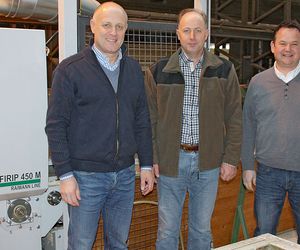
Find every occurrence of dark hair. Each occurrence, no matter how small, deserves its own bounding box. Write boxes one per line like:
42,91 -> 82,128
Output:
177,8 -> 207,27
273,20 -> 300,41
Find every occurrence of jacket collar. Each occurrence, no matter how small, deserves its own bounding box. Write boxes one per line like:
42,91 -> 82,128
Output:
162,49 -> 181,73
163,47 -> 225,73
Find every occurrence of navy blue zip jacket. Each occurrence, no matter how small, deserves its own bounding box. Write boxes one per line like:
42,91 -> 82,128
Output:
45,45 -> 153,177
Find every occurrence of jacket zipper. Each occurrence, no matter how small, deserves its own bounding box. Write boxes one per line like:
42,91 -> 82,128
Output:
115,96 -> 119,163
114,58 -> 125,168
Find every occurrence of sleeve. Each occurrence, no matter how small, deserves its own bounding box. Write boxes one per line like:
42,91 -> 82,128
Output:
222,64 -> 243,167
134,65 -> 153,168
45,67 -> 75,177
144,67 -> 159,165
241,80 -> 257,170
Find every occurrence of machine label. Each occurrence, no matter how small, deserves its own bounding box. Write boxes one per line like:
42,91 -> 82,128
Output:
0,172 -> 41,189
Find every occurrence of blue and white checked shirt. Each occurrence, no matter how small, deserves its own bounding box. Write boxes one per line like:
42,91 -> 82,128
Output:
92,44 -> 122,71
179,51 -> 203,145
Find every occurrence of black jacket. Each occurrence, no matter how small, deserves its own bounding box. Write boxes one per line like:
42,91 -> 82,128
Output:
46,45 -> 152,177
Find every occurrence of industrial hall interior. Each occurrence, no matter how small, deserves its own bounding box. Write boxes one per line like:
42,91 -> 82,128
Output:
0,0 -> 299,249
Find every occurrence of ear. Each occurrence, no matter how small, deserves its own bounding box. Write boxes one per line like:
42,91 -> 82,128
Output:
90,19 -> 95,34
270,40 -> 275,53
204,29 -> 209,41
176,29 -> 180,41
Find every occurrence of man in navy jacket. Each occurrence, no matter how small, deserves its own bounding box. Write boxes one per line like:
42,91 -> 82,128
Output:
45,2 -> 154,249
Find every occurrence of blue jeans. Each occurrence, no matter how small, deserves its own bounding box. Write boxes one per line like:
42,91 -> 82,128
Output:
156,150 -> 219,250
254,163 -> 300,243
68,166 -> 136,250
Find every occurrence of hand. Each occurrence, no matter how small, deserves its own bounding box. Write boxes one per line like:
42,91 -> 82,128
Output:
220,162 -> 237,181
153,164 -> 160,183
242,170 -> 256,191
140,169 -> 155,196
60,177 -> 81,206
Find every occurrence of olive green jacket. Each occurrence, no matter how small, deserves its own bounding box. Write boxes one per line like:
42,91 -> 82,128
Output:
144,48 -> 242,177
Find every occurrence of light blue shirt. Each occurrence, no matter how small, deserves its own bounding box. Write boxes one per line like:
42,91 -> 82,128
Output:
92,44 -> 122,71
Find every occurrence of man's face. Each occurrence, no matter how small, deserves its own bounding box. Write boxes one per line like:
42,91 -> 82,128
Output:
271,27 -> 300,72
177,11 -> 208,59
90,6 -> 127,59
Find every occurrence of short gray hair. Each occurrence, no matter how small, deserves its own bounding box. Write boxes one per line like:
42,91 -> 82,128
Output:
178,8 -> 207,27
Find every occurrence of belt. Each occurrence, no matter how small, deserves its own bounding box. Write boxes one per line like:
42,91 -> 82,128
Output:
180,144 -> 199,152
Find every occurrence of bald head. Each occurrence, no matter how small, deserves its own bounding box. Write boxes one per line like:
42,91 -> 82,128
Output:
93,2 -> 128,23
90,1 -> 128,63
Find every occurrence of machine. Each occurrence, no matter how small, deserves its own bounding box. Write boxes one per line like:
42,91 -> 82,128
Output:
0,1 -> 100,248
0,27 -> 67,250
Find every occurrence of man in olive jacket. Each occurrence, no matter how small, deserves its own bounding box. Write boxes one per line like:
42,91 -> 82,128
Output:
145,8 -> 242,250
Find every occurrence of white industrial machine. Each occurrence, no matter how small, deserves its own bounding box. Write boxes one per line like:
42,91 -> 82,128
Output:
0,28 -> 67,250
0,0 -> 99,248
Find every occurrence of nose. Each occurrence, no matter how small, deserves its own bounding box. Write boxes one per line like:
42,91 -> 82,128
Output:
189,30 -> 195,39
109,26 -> 117,35
111,28 -> 117,35
285,44 -> 291,51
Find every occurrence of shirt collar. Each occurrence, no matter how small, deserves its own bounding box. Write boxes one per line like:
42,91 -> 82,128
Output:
274,60 -> 300,83
92,44 -> 122,71
179,50 -> 203,72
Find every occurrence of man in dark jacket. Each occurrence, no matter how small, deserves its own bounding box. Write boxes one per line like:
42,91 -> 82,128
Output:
45,2 -> 154,249
145,8 -> 242,250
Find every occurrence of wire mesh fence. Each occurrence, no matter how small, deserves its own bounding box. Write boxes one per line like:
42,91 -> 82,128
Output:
83,20 -> 180,72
